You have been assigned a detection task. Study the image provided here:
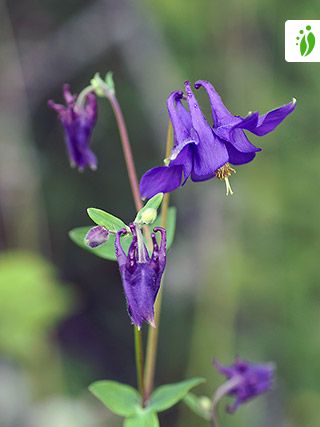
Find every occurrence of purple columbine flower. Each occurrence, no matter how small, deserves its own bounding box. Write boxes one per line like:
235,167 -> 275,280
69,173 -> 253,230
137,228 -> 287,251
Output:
115,224 -> 166,328
213,358 -> 275,414
140,80 -> 296,198
85,226 -> 109,248
48,84 -> 98,171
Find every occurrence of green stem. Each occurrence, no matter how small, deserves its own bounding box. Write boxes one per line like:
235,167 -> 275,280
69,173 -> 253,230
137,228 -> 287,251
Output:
134,326 -> 144,396
144,124 -> 173,400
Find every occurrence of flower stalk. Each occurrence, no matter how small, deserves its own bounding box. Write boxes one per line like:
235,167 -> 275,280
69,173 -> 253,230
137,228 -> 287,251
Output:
144,123 -> 173,401
103,87 -> 144,397
107,92 -> 142,212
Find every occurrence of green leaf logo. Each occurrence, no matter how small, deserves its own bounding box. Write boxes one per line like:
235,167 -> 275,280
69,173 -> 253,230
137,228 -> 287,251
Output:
297,25 -> 316,57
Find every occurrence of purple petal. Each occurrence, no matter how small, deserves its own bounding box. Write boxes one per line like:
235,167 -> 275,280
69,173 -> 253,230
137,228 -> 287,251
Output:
122,263 -> 159,327
83,92 -> 98,122
184,81 -> 229,180
115,224 -> 166,328
175,95 -> 193,130
213,114 -> 261,154
194,80 -> 234,127
140,165 -> 183,199
167,91 -> 195,146
170,143 -> 194,184
246,99 -> 296,136
225,141 -> 257,165
167,91 -> 198,151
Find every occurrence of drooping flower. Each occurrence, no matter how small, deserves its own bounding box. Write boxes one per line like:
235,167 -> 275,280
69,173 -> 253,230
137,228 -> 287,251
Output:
85,226 -> 109,248
213,358 -> 275,413
140,80 -> 296,198
115,224 -> 166,328
48,84 -> 98,171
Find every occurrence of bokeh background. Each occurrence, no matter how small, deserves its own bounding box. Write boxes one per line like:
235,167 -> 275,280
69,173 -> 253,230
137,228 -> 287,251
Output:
0,1 -> 319,426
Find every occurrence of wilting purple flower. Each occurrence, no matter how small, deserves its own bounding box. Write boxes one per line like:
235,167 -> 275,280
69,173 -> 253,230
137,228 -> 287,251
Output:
85,226 -> 109,248
48,84 -> 97,171
213,358 -> 275,413
140,80 -> 296,198
115,223 -> 166,328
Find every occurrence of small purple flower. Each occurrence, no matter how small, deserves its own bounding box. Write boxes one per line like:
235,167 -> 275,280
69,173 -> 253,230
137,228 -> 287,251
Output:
140,80 -> 296,198
48,84 -> 98,171
214,358 -> 275,413
115,224 -> 166,328
85,226 -> 109,248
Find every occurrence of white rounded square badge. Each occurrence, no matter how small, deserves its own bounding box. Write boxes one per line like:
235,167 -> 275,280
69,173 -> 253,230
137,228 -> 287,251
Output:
285,20 -> 320,62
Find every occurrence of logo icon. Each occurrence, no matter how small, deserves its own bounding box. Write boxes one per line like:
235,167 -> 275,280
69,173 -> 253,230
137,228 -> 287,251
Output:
285,20 -> 320,62
296,25 -> 315,56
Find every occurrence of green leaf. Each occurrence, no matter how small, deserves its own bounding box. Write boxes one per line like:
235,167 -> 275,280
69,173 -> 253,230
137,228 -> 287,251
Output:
87,208 -> 127,232
124,411 -> 159,427
69,207 -> 177,261
135,193 -> 164,225
89,380 -> 141,417
183,393 -> 212,421
69,227 -> 131,261
148,377 -> 205,413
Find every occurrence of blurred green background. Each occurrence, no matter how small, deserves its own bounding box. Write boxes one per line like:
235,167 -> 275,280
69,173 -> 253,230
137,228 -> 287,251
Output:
0,0 -> 319,426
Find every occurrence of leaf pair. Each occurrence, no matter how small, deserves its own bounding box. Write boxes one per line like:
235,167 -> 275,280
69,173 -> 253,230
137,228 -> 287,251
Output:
69,207 -> 176,261
89,377 -> 205,426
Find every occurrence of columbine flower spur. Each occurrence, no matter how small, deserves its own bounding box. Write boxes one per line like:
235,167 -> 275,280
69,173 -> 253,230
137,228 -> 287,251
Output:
140,80 -> 296,198
48,84 -> 98,171
213,358 -> 275,413
115,224 -> 166,329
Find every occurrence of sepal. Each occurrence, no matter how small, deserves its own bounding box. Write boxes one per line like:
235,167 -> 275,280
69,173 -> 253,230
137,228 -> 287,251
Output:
87,207 -> 128,232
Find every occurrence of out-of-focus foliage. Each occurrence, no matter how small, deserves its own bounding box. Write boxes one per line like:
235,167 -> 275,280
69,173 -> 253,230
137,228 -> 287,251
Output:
0,251 -> 72,361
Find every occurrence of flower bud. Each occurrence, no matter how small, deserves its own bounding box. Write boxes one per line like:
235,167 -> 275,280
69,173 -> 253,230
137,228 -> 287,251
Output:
139,207 -> 157,225
85,226 -> 109,248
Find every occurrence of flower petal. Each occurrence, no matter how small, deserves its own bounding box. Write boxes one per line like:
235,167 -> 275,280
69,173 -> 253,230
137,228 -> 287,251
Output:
184,81 -> 228,180
170,143 -> 194,184
245,99 -> 296,136
194,80 -> 234,127
213,114 -> 261,154
167,90 -> 198,148
123,263 -> 159,327
140,165 -> 183,199
224,141 -> 257,165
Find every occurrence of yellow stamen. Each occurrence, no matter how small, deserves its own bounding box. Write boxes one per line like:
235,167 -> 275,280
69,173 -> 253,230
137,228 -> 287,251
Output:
215,163 -> 236,196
